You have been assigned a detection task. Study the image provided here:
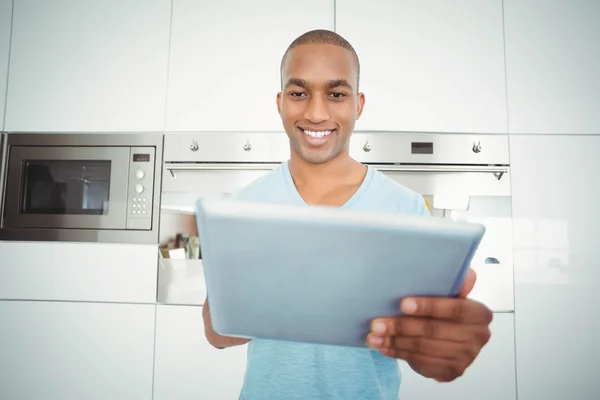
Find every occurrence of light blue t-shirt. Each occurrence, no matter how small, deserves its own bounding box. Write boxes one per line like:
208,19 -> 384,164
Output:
232,160 -> 430,400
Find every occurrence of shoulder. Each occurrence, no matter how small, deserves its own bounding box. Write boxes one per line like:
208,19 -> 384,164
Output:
232,162 -> 288,202
366,168 -> 430,216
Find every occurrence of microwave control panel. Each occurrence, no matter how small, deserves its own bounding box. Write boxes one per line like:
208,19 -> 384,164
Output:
126,147 -> 156,230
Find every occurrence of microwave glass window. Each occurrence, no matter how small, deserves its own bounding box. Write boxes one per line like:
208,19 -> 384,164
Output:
21,160 -> 111,215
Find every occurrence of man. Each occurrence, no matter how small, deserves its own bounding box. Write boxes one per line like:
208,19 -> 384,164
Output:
202,29 -> 493,400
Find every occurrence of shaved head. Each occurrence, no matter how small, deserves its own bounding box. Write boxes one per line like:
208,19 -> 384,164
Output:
280,29 -> 360,91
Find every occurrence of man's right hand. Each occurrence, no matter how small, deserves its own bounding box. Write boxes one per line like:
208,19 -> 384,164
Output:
203,298 -> 251,349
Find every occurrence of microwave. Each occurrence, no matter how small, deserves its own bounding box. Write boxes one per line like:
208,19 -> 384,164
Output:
0,133 -> 164,244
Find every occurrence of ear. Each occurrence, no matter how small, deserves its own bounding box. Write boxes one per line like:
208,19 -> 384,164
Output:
355,92 -> 365,120
276,92 -> 282,116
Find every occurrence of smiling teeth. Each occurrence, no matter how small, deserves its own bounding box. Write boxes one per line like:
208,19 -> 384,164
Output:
303,129 -> 332,138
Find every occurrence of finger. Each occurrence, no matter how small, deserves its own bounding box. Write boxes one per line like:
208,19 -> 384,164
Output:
379,349 -> 466,382
459,268 -> 477,298
370,317 -> 490,343
399,297 -> 493,324
381,336 -> 470,360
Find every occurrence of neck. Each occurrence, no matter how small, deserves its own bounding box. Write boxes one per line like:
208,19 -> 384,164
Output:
288,149 -> 361,186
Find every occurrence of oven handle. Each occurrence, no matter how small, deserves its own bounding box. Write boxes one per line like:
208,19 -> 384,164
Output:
165,163 -> 281,177
372,165 -> 509,174
165,163 -> 509,178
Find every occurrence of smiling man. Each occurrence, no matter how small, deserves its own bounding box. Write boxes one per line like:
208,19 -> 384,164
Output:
202,29 -> 493,400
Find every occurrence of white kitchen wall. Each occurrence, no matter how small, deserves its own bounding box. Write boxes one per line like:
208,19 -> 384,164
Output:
0,301 -> 156,400
4,0 -> 599,136
511,135 -> 600,399
165,0 -> 334,132
4,0 -> 172,132
0,0 -> 12,129
336,0 -> 508,134
504,0 -> 600,134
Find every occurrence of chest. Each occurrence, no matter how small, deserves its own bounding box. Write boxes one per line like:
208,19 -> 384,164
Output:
296,183 -> 362,207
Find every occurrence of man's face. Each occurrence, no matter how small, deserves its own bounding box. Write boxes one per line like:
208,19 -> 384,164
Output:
277,43 -> 365,165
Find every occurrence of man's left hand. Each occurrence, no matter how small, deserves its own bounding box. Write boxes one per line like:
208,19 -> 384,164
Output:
366,269 -> 493,382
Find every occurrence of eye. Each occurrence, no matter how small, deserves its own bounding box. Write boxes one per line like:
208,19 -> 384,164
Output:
289,91 -> 307,99
328,92 -> 347,100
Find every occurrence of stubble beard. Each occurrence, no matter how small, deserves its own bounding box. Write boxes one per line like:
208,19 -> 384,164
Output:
290,136 -> 348,165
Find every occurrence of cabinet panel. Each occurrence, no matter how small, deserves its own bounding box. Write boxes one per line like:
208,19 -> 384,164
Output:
504,0 -> 600,134
336,0 -> 507,134
398,313 -> 516,400
0,0 -> 12,129
165,0 -> 334,132
0,242 -> 158,303
153,305 -> 248,400
5,0 -> 171,132
0,301 -> 155,400
511,135 -> 600,398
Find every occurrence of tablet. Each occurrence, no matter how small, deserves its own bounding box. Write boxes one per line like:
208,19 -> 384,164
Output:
195,198 -> 486,349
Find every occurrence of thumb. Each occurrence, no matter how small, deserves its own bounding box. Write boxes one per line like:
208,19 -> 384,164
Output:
459,268 -> 477,298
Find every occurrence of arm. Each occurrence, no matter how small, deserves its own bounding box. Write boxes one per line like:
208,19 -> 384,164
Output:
202,297 -> 251,349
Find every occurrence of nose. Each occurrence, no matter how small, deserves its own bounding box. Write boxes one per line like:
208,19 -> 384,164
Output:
303,95 -> 330,124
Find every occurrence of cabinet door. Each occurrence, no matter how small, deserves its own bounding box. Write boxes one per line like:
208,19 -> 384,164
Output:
0,301 -> 155,400
0,242 -> 158,303
0,0 -> 11,128
5,0 -> 171,132
511,135 -> 600,399
504,1 -> 600,134
398,313 -> 516,400
335,0 -> 507,134
153,305 -> 248,400
165,0 -> 334,132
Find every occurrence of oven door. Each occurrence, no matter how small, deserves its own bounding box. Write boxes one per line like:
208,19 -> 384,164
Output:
372,164 -> 514,313
3,146 -> 130,230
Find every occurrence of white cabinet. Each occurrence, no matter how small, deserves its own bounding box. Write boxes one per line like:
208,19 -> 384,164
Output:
335,0 -> 507,134
153,305 -> 248,400
0,242 -> 158,304
0,0 -> 12,129
0,301 -> 156,400
504,1 -> 600,134
398,313 -> 516,400
165,0 -> 334,132
511,135 -> 600,399
4,0 -> 171,132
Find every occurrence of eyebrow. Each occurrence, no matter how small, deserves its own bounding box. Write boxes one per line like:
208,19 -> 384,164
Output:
284,78 -> 354,90
324,79 -> 353,90
285,78 -> 309,89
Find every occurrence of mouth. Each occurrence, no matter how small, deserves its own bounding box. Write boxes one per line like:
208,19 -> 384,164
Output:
297,127 -> 335,147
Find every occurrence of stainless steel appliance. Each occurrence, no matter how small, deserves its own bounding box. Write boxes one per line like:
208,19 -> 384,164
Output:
0,133 -> 164,244
158,132 -> 514,313
0,132 -> 7,219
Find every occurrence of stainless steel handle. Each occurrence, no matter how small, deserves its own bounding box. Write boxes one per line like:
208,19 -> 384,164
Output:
369,165 -> 509,174
165,163 -> 509,177
0,133 -> 7,218
165,163 -> 281,177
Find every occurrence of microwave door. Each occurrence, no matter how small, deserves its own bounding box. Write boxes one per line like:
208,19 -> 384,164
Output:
3,146 -> 130,230
372,165 -> 514,313
0,133 -> 7,216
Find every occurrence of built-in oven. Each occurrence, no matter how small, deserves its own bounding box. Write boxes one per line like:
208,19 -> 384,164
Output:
157,132 -> 513,314
0,133 -> 164,244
